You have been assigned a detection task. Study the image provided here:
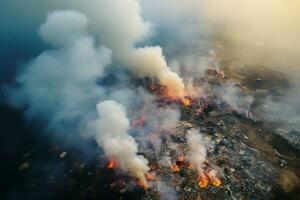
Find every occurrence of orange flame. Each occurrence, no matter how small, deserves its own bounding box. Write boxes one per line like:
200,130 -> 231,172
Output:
146,172 -> 156,181
211,177 -> 222,187
198,173 -> 209,188
208,172 -> 222,187
137,179 -> 150,190
107,160 -> 117,169
197,172 -> 222,188
171,164 -> 180,173
181,98 -> 192,107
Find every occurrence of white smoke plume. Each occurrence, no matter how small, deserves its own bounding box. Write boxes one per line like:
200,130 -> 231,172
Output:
3,0 -> 186,97
88,100 -> 150,182
5,10 -> 111,126
186,129 -> 207,173
92,0 -> 185,97
5,10 -> 151,183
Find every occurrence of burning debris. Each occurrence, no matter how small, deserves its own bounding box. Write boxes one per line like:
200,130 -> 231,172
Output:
170,164 -> 180,173
198,173 -> 209,188
181,98 -> 192,107
107,160 -> 117,169
10,62 -> 300,199
88,100 -> 150,186
3,1 -> 300,200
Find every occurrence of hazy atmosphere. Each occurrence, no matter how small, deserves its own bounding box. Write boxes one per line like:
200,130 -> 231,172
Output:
1,1 -> 299,200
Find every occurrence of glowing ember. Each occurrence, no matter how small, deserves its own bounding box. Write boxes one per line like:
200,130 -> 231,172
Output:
171,164 -> 180,173
208,170 -> 222,187
107,160 -> 117,169
148,83 -> 187,100
211,177 -> 222,187
146,172 -> 156,181
181,98 -> 192,107
137,179 -> 150,190
198,173 -> 209,188
197,171 -> 222,188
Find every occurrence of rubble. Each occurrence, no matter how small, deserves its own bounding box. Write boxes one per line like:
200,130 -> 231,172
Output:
14,66 -> 300,200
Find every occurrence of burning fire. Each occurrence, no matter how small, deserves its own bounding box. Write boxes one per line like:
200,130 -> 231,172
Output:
137,172 -> 156,190
197,171 -> 222,188
137,179 -> 150,190
146,172 -> 156,181
149,83 -> 186,100
107,160 -> 117,169
171,164 -> 180,173
148,83 -> 197,109
181,98 -> 192,107
208,170 -> 222,187
210,177 -> 222,187
198,173 -> 209,188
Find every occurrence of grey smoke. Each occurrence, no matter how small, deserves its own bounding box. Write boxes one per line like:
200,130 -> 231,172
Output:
215,83 -> 253,112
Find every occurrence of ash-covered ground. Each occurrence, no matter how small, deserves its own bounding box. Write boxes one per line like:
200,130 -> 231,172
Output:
2,67 -> 299,200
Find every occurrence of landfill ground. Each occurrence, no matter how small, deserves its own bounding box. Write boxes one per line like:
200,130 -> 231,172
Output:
3,67 -> 300,200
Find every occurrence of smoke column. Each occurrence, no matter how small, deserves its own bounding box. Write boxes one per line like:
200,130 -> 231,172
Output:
186,129 -> 207,173
93,0 -> 185,97
6,10 -> 151,184
88,100 -> 150,183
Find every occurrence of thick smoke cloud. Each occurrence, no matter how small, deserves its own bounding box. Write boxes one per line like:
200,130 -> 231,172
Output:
2,0 -> 300,79
5,10 -> 151,184
1,0 -> 186,97
201,0 -> 300,68
5,11 -> 111,127
92,0 -> 185,96
88,100 -> 149,182
169,0 -> 300,67
1,0 -> 299,195
167,0 -> 300,127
